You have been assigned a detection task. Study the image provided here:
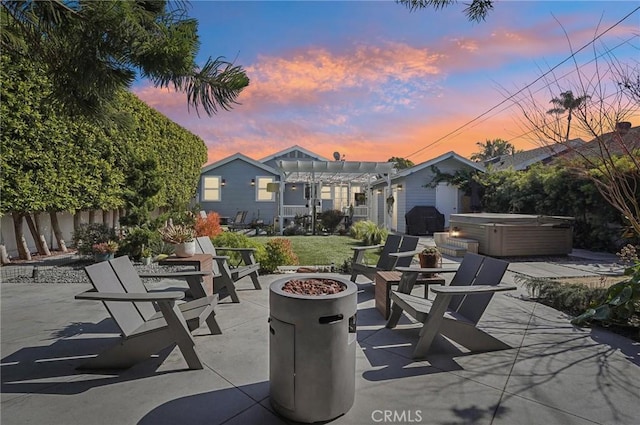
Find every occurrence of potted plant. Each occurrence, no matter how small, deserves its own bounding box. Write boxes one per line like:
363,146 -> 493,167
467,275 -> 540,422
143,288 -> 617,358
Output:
140,245 -> 153,265
419,246 -> 441,269
92,240 -> 119,262
158,223 -> 196,257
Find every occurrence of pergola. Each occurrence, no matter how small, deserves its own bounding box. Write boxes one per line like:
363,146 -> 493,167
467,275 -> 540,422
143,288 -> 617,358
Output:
274,160 -> 395,233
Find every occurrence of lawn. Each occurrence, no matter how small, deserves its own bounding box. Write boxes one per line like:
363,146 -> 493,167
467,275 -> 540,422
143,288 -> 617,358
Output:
252,235 -> 380,267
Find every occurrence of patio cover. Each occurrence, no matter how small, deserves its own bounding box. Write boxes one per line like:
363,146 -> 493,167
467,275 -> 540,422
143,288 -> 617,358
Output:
275,160 -> 394,184
274,160 -> 394,233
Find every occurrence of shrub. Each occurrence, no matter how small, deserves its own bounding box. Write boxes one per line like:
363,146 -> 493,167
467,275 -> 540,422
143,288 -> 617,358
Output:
350,220 -> 388,245
319,209 -> 344,233
261,238 -> 299,273
72,223 -> 116,255
119,226 -> 160,260
212,231 -> 266,265
195,212 -> 223,238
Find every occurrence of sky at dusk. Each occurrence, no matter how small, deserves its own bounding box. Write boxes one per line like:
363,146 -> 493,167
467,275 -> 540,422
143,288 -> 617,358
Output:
133,1 -> 640,165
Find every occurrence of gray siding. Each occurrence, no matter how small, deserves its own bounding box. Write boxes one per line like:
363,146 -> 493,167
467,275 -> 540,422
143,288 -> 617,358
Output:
198,159 -> 278,223
263,151 -> 318,169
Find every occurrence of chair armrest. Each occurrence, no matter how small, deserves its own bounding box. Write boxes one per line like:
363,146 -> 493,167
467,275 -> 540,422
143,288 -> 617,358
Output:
395,266 -> 459,274
75,289 -> 185,302
431,285 -> 516,295
389,250 -> 421,258
216,247 -> 256,253
138,271 -> 211,279
351,244 -> 383,252
212,255 -> 230,260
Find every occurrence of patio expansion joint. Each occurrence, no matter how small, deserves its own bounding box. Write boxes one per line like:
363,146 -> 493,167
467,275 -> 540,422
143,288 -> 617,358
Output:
486,302 -> 603,425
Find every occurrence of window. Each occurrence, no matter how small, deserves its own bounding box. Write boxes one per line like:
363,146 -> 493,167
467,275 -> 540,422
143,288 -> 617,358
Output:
321,186 -> 332,200
256,176 -> 275,201
202,176 -> 221,201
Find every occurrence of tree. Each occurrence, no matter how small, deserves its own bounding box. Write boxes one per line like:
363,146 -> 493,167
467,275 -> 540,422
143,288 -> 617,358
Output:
470,138 -> 517,162
1,1 -> 249,118
388,157 -> 415,170
397,0 -> 494,22
507,34 -> 640,238
547,91 -> 590,142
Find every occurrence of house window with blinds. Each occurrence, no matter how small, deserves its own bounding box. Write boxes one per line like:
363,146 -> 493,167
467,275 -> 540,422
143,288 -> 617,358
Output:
256,176 -> 275,202
202,176 -> 221,201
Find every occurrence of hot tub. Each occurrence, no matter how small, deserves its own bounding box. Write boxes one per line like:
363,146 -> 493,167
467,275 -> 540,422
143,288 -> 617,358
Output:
449,213 -> 574,257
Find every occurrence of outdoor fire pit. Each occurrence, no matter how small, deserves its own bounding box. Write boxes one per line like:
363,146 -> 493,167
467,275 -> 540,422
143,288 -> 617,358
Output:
269,274 -> 357,423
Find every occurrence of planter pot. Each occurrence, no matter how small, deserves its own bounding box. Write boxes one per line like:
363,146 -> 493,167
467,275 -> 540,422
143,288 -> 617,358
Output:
419,253 -> 441,268
174,241 -> 196,258
141,257 -> 152,266
94,253 -> 114,262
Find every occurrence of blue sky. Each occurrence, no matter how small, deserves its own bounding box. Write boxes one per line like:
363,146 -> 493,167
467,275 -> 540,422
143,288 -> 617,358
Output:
134,1 -> 640,164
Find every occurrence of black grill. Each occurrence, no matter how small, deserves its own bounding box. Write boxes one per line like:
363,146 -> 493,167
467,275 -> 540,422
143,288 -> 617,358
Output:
405,206 -> 445,235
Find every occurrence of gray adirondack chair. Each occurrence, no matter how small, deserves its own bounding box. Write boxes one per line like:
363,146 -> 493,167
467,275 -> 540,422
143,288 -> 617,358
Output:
386,253 -> 516,358
75,257 -> 220,370
350,235 -> 419,283
195,236 -> 261,303
228,210 -> 249,231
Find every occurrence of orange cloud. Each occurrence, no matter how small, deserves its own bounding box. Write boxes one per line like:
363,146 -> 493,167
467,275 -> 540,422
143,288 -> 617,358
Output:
133,20 -> 638,167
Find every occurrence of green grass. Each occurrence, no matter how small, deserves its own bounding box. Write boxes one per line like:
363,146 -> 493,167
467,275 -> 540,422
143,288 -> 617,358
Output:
252,235 -> 380,266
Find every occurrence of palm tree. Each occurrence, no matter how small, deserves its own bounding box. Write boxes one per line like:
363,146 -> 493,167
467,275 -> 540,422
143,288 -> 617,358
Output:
1,1 -> 249,118
547,91 -> 590,142
470,139 -> 517,162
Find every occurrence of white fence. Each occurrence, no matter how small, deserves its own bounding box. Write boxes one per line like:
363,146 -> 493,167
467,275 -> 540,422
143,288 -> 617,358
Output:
1,210 -> 119,259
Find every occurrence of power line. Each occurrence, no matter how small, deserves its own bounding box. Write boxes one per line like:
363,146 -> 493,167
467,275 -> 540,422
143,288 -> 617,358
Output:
405,6 -> 640,160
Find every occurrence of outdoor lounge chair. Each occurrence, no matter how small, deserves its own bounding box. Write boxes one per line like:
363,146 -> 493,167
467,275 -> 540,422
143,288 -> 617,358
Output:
386,253 -> 516,358
350,235 -> 419,283
75,257 -> 221,370
195,236 -> 261,303
228,210 -> 248,231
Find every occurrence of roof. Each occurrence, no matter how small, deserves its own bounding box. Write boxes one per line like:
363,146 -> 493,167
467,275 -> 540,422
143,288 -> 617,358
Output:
259,145 -> 330,163
201,153 -> 278,175
487,138 -> 586,171
372,151 -> 485,186
275,160 -> 395,184
559,125 -> 640,160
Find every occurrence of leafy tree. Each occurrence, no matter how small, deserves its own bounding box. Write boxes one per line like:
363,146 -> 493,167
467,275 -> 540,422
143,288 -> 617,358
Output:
388,157 -> 415,170
1,0 -> 249,118
470,138 -> 517,162
546,90 -> 590,142
509,35 -> 640,237
397,0 -> 494,22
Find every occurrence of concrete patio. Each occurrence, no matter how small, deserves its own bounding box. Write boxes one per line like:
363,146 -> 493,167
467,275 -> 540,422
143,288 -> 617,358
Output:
1,254 -> 639,425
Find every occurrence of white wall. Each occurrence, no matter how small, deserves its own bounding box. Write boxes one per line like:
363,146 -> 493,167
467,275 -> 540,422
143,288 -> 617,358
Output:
0,210 -> 116,259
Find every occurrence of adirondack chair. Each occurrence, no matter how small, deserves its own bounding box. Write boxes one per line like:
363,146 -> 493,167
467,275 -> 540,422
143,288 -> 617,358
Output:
109,256 -> 221,335
195,236 -> 261,303
350,235 -> 419,283
386,253 -> 516,358
75,257 -> 220,370
228,210 -> 248,231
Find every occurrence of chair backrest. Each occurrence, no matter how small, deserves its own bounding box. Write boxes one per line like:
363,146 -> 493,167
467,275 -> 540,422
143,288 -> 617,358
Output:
447,253 -> 485,312
376,234 -> 403,270
109,256 -> 157,321
84,259 -> 145,337
394,236 -> 419,268
195,236 -> 222,275
455,256 -> 509,324
232,211 -> 247,224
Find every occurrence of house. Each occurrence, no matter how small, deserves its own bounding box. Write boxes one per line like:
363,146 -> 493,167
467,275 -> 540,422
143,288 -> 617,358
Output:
485,138 -> 586,171
196,146 -> 393,230
369,151 -> 485,233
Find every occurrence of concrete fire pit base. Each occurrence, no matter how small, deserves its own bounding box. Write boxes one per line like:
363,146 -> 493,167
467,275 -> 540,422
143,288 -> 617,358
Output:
269,274 -> 357,423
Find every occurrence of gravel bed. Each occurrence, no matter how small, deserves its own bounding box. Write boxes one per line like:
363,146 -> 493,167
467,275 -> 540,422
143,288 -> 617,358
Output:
4,260 -> 191,284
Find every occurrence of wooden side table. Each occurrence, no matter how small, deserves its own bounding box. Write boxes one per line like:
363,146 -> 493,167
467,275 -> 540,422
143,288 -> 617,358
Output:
159,253 -> 214,297
375,271 -> 445,320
